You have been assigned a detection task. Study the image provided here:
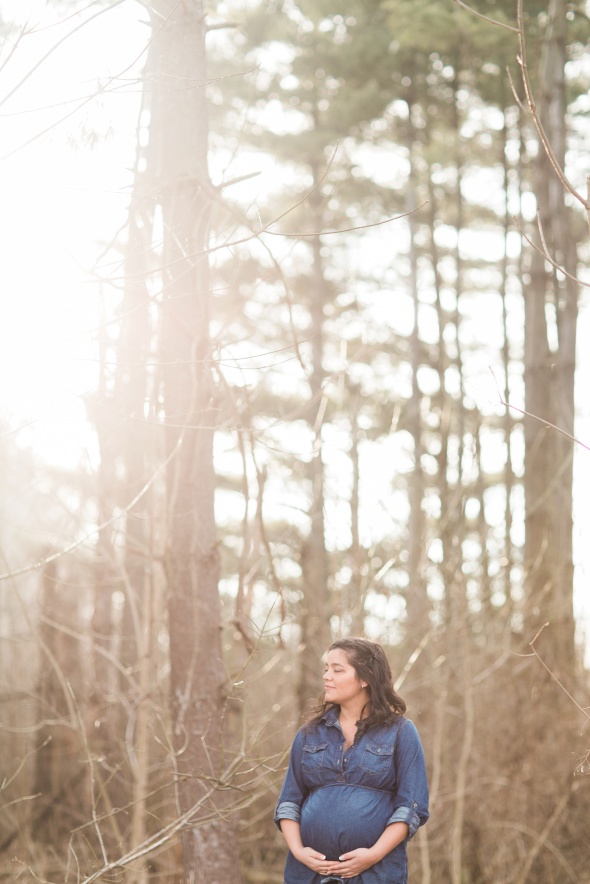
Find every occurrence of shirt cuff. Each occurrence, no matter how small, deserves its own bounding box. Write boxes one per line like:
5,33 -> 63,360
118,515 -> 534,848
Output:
387,804 -> 421,839
274,800 -> 301,830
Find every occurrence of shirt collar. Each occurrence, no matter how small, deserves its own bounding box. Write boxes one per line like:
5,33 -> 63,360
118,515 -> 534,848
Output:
320,706 -> 340,726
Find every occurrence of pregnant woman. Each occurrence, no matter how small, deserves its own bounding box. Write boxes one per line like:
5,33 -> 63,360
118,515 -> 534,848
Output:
274,637 -> 429,883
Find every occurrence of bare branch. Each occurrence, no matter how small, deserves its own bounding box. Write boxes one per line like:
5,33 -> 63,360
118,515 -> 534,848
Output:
0,433 -> 183,582
0,1 -> 126,109
490,807 -> 578,883
511,213 -> 590,289
452,0 -> 519,33
263,202 -> 429,238
528,624 -> 590,721
490,367 -> 590,453
515,0 -> 590,214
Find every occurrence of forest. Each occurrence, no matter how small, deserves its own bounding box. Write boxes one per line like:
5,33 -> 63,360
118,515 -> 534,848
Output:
0,0 -> 589,881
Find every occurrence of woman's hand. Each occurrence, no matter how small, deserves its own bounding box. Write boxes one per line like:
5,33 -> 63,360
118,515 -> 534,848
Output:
334,847 -> 377,878
293,846 -> 333,874
280,820 -> 330,874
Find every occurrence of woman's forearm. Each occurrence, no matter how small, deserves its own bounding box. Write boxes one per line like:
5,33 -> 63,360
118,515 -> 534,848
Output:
278,819 -> 329,873
370,822 -> 409,861
278,819 -> 305,856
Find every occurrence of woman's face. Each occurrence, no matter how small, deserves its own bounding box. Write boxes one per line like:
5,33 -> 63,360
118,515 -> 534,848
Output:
322,648 -> 363,705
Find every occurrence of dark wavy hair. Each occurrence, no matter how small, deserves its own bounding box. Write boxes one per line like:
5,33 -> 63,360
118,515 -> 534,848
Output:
305,637 -> 406,734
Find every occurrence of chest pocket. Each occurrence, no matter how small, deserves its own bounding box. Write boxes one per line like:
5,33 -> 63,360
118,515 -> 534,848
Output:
301,742 -> 328,772
359,742 -> 394,777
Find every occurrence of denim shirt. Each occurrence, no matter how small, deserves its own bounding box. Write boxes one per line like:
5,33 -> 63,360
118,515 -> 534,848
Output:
274,708 -> 429,884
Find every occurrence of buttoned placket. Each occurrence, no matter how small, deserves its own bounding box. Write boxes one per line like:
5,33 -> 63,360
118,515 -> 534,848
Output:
342,743 -> 354,773
330,717 -> 359,782
329,718 -> 347,782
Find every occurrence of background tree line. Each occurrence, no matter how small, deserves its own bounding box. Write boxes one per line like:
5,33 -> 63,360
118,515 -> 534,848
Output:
0,0 -> 589,881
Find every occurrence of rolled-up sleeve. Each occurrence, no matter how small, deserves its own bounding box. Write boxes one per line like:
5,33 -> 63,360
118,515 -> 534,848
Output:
274,729 -> 308,830
386,718 -> 429,839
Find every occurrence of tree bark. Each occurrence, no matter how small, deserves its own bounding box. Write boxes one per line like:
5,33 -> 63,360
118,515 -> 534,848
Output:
147,2 -> 243,880
33,559 -> 88,844
348,382 -> 364,635
523,0 -> 577,678
405,131 -> 429,645
298,180 -> 331,709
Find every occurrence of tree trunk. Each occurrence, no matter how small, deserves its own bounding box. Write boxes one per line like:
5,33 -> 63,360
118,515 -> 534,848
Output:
148,2 -> 242,880
500,112 -> 516,622
523,0 -> 577,678
348,382 -> 364,635
33,559 -> 88,844
405,134 -> 429,646
298,187 -> 330,709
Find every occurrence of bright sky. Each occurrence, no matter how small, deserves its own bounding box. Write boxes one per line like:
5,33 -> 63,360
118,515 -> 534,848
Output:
0,0 -> 145,462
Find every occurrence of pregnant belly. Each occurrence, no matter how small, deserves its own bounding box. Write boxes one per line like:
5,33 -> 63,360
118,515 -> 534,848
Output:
300,784 -> 394,860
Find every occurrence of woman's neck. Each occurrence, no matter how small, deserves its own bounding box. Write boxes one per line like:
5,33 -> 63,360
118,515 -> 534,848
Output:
338,698 -> 366,725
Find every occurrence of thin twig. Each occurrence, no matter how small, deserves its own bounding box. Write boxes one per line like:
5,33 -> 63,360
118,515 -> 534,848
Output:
452,0 -> 519,33
511,213 -> 590,289
0,431 -> 184,582
263,203 -> 428,238
489,367 -> 590,453
528,624 -> 590,721
515,0 -> 590,213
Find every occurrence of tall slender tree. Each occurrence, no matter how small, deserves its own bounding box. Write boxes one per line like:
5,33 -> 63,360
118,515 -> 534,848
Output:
521,0 -> 578,676
142,2 -> 243,879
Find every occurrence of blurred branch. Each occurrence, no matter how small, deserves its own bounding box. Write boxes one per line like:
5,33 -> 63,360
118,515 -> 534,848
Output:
513,212 -> 590,289
490,368 -> 590,453
394,631 -> 432,692
0,434 -> 182,583
526,623 -> 589,722
455,0 -> 590,231
0,2 -> 128,161
513,0 -> 590,221
78,752 -> 254,883
101,148 -> 425,286
487,814 -> 577,882
263,202 -> 428,239
452,0 -> 519,32
0,2 -> 123,91
512,784 -> 578,883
